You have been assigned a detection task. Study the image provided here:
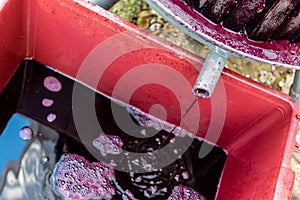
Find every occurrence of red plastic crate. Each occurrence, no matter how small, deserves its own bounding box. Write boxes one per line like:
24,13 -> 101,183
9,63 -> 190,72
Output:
0,0 -> 299,199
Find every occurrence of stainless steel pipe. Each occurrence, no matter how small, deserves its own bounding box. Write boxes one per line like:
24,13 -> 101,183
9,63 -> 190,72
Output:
193,47 -> 227,98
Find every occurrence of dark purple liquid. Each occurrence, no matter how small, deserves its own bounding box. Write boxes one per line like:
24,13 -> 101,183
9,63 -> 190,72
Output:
0,60 -> 227,200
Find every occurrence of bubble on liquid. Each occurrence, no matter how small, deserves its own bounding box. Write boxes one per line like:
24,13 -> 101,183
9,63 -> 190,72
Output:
168,185 -> 206,200
19,126 -> 33,141
174,174 -> 180,182
47,113 -> 57,122
141,156 -> 155,171
41,156 -> 49,164
173,127 -> 188,137
173,149 -> 178,154
127,106 -> 152,127
170,138 -> 176,144
181,171 -> 189,180
155,137 -> 161,145
43,76 -> 62,92
54,153 -> 115,200
239,30 -> 245,37
135,176 -> 142,183
129,172 -> 134,177
163,124 -> 175,132
144,186 -> 168,198
92,134 -> 123,156
127,106 -> 164,130
110,159 -> 117,166
42,98 -> 54,107
144,186 -> 158,198
131,159 -> 140,166
140,129 -> 146,135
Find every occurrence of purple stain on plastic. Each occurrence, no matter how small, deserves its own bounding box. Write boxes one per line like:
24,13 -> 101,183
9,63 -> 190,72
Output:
92,134 -> 123,156
46,113 -> 57,122
42,98 -> 54,107
43,76 -> 62,92
168,185 -> 206,200
54,153 -> 115,200
19,126 -> 33,141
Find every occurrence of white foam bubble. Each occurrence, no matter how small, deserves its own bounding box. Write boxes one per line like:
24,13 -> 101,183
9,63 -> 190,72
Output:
19,127 -> 33,141
43,76 -> 62,92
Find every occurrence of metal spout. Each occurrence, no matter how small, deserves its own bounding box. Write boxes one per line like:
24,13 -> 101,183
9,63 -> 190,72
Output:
193,47 -> 227,98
